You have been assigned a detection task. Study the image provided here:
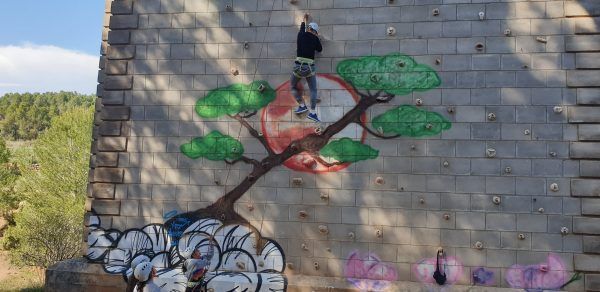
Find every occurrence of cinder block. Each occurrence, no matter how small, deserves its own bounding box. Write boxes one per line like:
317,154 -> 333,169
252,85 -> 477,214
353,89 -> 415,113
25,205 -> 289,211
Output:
91,200 -> 121,215
567,70 -> 600,87
581,161 -> 600,177
107,45 -> 136,60
108,30 -> 130,45
100,106 -> 130,121
566,0 -> 600,17
92,183 -> 116,199
586,274 -> 600,291
574,217 -> 600,234
566,35 -> 600,52
97,137 -> 127,152
571,143 -> 600,159
516,214 -> 547,232
111,0 -> 133,14
584,236 -> 600,254
578,89 -> 600,105
582,199 -> 600,215
99,121 -> 122,136
94,168 -> 124,184
104,76 -> 133,90
486,213 -> 516,231
575,254 -> 600,272
579,125 -> 600,141
95,152 -> 119,167
110,15 -> 138,29
572,179 -> 600,197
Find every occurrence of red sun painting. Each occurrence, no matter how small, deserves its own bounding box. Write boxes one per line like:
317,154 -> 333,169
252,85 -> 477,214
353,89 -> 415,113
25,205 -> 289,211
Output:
261,74 -> 367,173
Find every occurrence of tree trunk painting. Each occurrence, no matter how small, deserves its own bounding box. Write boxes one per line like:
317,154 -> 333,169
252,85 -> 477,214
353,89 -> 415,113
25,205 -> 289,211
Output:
165,53 -> 452,236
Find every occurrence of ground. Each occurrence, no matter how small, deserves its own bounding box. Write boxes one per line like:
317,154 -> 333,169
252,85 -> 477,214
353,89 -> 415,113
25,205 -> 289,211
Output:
0,251 -> 43,291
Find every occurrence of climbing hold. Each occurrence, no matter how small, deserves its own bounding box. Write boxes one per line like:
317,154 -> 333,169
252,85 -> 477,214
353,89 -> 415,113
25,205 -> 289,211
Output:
320,193 -> 329,201
208,289 -> 215,292
247,203 -> 254,211
504,28 -> 511,36
286,263 -> 294,269
443,214 -> 450,220
220,213 -> 226,220
518,233 -> 526,240
550,183 -> 559,192
475,43 -> 485,51
225,4 -> 233,11
435,58 -> 441,65
443,161 -> 449,167
553,106 -> 563,113
538,207 -> 545,213
247,174 -> 255,182
432,8 -> 440,16
313,262 -> 320,270
425,123 -> 433,130
318,225 -> 329,234
243,42 -> 249,49
486,148 -> 497,158
314,126 -> 323,135
258,261 -> 265,267
348,232 -> 355,239
257,131 -> 264,136
375,229 -> 383,238
396,61 -> 406,68
549,151 -> 557,157
375,176 -> 385,185
561,227 -> 569,235
257,83 -> 266,92
387,27 -> 396,36
487,112 -> 496,121
326,247 -> 331,252
523,129 -> 530,135
474,241 -> 484,250
292,177 -> 303,186
236,262 -> 246,270
536,36 -> 548,43
376,126 -> 384,134
420,198 -> 425,204
298,210 -> 308,219
447,106 -> 455,113
492,196 -> 501,205
504,167 -> 512,174
301,243 -> 308,250
415,98 -> 423,106
230,68 -> 239,76
478,11 -> 485,20
411,145 -> 417,150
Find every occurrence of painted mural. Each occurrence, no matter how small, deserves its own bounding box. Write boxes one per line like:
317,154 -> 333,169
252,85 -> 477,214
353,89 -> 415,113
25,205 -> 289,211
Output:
87,53 -> 452,291
505,253 -> 581,291
344,250 -> 398,291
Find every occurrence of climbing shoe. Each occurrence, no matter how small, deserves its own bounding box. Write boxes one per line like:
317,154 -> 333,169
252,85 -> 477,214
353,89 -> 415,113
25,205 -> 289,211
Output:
294,105 -> 308,114
307,112 -> 320,123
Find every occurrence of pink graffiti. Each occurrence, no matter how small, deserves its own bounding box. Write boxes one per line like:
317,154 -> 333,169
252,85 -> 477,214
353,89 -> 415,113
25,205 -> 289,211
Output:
412,256 -> 463,284
505,253 -> 567,290
344,250 -> 398,291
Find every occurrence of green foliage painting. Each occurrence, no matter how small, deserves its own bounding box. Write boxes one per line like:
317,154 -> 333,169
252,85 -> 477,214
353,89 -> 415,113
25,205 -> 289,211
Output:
336,53 -> 441,96
181,131 -> 244,161
172,53 -> 452,224
195,81 -> 276,118
372,105 -> 452,137
320,138 -> 379,163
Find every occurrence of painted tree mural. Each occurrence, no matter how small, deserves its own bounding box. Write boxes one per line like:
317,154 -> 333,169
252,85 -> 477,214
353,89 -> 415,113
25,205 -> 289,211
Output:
166,53 -> 451,232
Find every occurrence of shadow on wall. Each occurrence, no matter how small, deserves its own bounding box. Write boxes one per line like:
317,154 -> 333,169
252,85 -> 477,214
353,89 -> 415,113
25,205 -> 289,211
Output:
102,0 -> 598,290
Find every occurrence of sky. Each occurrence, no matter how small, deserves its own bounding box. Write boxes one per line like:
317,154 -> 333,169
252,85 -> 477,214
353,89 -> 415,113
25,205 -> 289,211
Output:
0,1 -> 105,95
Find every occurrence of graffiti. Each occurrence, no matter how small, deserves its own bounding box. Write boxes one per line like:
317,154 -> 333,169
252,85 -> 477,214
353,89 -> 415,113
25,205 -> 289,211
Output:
344,250 -> 398,291
472,267 -> 495,286
413,256 -> 463,285
86,212 -> 287,292
163,210 -> 178,220
505,253 -> 577,291
172,53 -> 450,224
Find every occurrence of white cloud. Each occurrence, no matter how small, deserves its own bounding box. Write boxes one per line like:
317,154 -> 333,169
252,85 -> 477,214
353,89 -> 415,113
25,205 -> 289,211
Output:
0,44 -> 99,95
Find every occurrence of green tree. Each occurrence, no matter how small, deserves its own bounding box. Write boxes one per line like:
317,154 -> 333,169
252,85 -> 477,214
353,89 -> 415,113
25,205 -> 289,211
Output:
2,107 -> 93,268
0,91 -> 95,140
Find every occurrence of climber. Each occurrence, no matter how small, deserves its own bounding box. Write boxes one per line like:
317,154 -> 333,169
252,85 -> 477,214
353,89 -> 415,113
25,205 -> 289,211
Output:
133,262 -> 161,292
291,13 -> 322,123
181,244 -> 215,291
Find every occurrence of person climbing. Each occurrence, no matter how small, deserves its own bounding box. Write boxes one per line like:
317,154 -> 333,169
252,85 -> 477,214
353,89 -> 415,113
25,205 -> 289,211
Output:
181,244 -> 215,291
133,262 -> 161,292
291,13 -> 322,123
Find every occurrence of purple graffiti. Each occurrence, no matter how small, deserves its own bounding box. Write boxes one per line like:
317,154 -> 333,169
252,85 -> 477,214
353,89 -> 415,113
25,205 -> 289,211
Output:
344,250 -> 398,291
412,256 -> 463,285
505,253 -> 567,290
472,267 -> 495,286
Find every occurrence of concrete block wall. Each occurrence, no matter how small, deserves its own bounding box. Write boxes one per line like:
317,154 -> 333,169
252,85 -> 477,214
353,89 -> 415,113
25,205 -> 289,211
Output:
82,0 -> 600,290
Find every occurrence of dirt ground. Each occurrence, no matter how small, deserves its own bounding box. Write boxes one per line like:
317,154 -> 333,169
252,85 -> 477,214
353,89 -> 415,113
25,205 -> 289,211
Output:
0,251 -> 20,282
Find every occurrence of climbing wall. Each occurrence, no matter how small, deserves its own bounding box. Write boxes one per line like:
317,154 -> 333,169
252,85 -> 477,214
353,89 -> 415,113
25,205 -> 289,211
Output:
46,0 -> 600,291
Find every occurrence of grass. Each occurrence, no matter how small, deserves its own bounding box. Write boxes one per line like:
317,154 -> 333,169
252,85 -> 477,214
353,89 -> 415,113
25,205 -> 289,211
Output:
0,262 -> 44,292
